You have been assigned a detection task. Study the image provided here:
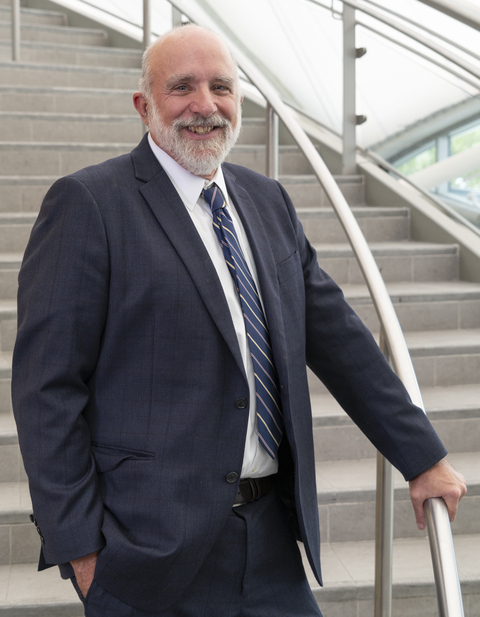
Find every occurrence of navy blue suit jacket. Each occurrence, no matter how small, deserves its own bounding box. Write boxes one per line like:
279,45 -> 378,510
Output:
12,135 -> 446,612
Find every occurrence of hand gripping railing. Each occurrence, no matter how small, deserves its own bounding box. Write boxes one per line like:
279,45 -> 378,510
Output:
164,3 -> 464,616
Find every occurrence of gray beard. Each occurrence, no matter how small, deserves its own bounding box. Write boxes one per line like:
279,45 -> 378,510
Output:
147,103 -> 241,177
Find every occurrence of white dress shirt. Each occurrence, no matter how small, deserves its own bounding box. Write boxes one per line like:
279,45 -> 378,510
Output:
148,134 -> 278,479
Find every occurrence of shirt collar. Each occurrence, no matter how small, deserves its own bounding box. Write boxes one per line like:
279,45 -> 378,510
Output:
148,133 -> 229,212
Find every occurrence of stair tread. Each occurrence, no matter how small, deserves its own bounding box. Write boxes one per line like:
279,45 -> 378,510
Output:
0,38 -> 140,55
301,533 -> 480,593
0,141 -> 136,149
0,59 -> 140,74
298,206 -> 407,216
343,280 -> 480,302
311,383 -> 480,424
0,111 -> 138,121
315,241 -> 458,256
0,84 -> 133,94
314,451 -> 480,501
403,328 -> 480,354
0,20 -> 107,38
0,562 -> 81,611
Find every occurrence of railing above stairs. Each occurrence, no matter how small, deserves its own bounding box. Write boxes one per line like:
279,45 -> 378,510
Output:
10,0 -> 472,615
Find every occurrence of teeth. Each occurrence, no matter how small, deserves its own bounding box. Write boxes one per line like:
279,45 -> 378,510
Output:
188,126 -> 214,134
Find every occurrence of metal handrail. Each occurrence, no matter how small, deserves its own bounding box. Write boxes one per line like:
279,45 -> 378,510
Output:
360,147 -> 480,238
358,22 -> 480,91
417,0 -> 480,31
307,0 -> 480,82
360,0 -> 480,62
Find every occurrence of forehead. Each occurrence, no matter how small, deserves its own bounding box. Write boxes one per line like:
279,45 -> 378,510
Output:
150,30 -> 237,85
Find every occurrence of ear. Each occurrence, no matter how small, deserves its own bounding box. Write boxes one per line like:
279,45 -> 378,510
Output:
133,92 -> 149,126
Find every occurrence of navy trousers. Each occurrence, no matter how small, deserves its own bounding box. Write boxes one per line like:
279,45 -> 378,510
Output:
72,490 -> 322,617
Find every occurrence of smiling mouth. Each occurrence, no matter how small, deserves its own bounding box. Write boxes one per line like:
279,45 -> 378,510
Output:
187,126 -> 217,135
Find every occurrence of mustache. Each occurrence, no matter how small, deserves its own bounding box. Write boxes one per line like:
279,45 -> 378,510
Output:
173,115 -> 230,129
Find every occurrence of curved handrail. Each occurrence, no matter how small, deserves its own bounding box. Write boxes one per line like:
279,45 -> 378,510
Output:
360,0 -> 480,62
360,147 -> 480,238
307,0 -> 480,81
417,0 -> 480,31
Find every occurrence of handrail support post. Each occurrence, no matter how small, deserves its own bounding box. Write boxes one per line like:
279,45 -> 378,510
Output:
11,0 -> 20,61
374,452 -> 394,617
374,328 -> 394,617
172,6 -> 183,28
342,4 -> 357,175
143,0 -> 151,50
266,104 -> 279,180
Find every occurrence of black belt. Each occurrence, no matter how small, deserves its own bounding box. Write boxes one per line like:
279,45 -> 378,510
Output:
234,475 -> 274,505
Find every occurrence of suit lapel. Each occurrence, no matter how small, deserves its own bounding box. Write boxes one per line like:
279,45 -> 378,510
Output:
131,138 -> 246,379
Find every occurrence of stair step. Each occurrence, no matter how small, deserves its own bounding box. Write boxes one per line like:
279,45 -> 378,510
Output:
0,6 -> 67,27
0,176 -> 56,213
302,534 -> 480,616
315,452 -> 480,542
0,213 -> 38,253
309,363 -> 480,453
316,241 -> 459,284
299,206 -> 410,243
226,144 -> 320,175
311,383 -> 480,425
343,281 -> 480,332
0,252 -> 23,299
0,60 -> 140,89
238,118 -> 267,145
0,21 -> 108,47
0,85 -> 135,114
0,39 -> 142,69
0,142 -> 323,178
0,111 -> 143,143
281,173 -> 365,207
0,562 -> 82,615
0,141 -> 135,177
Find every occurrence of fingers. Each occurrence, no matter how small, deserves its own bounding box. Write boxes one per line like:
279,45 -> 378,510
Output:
408,458 -> 467,530
411,498 -> 427,530
71,551 -> 99,598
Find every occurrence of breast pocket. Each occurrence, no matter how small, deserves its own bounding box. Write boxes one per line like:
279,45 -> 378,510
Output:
277,251 -> 302,286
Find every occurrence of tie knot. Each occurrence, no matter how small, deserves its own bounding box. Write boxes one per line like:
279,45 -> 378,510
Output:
203,183 -> 225,215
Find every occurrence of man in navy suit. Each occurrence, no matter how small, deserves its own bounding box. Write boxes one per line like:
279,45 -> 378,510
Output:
12,24 -> 466,617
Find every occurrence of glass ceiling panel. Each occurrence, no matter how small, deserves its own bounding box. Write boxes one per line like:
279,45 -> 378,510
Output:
53,0 -> 480,151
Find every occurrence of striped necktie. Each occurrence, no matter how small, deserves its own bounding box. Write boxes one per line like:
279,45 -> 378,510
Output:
202,183 -> 283,458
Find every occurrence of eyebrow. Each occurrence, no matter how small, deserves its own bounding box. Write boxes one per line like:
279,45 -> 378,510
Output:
165,74 -> 236,89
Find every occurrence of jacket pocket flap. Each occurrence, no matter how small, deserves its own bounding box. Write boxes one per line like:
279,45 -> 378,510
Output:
91,443 -> 155,473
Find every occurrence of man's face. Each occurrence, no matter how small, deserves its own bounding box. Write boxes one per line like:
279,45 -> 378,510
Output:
143,29 -> 242,179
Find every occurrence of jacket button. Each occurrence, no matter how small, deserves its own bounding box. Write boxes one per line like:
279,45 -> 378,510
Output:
39,535 -> 45,544
235,398 -> 248,409
226,472 -> 239,483
29,514 -> 36,524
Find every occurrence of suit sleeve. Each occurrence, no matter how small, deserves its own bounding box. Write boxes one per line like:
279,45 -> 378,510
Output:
276,181 -> 447,482
12,176 -> 109,565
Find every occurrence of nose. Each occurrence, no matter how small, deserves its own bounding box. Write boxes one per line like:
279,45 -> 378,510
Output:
188,86 -> 217,117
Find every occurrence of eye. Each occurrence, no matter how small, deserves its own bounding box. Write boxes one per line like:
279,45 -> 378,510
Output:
213,84 -> 231,93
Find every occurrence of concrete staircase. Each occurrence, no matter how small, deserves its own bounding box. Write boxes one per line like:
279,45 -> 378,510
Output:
0,2 -> 479,616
